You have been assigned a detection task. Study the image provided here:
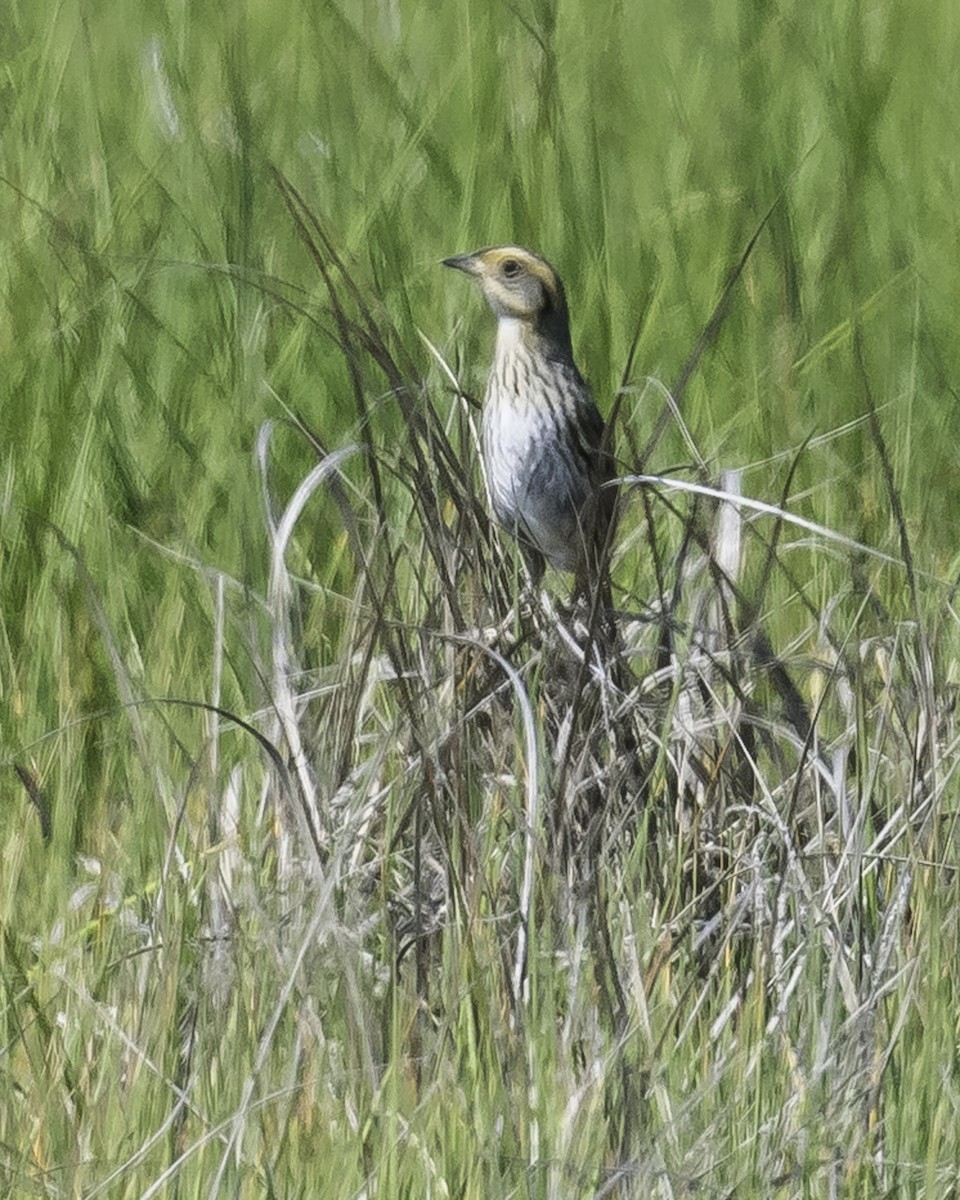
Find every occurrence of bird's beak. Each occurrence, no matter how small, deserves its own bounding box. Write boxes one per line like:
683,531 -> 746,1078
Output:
441,252 -> 481,276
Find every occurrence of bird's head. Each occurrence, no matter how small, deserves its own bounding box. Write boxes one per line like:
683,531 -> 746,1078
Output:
442,245 -> 572,356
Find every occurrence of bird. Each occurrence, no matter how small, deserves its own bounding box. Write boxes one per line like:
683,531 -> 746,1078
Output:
442,245 -> 616,596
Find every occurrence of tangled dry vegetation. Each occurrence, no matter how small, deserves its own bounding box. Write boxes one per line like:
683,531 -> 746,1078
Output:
211,179 -> 958,1179
12,178 -> 949,1194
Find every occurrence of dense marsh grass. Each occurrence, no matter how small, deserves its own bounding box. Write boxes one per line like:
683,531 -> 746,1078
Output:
3,1 -> 960,1195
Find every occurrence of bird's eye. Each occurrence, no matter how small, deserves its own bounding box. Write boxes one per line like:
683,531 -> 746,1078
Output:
501,259 -> 522,279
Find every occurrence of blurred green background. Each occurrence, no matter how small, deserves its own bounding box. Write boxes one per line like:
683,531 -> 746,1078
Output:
4,0 -> 958,760
2,0 -> 959,1193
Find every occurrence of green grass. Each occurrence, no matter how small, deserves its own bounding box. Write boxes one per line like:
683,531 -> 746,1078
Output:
3,1 -> 960,1196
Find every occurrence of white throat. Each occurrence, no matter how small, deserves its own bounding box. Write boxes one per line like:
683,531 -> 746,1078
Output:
494,317 -> 526,360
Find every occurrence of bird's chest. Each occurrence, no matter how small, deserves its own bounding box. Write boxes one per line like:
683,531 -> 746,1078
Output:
481,386 -> 550,513
482,385 -> 542,468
